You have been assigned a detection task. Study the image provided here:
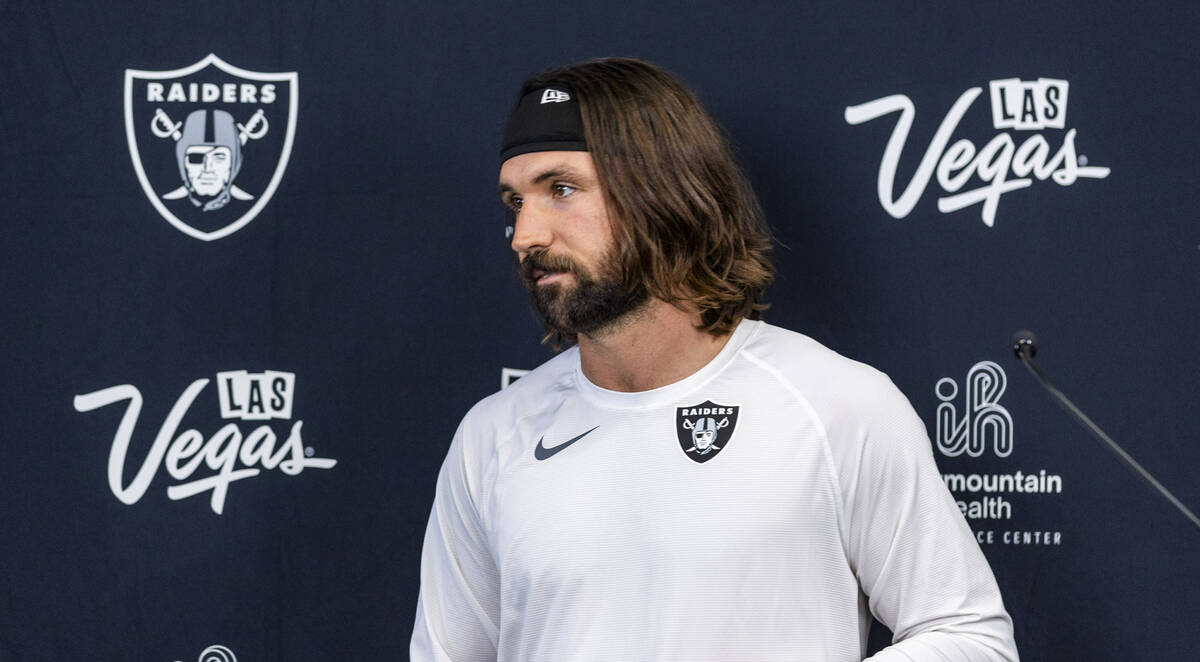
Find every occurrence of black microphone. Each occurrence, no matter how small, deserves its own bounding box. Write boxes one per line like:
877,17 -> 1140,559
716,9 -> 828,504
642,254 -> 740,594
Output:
1010,330 -> 1200,531
1011,329 -> 1037,360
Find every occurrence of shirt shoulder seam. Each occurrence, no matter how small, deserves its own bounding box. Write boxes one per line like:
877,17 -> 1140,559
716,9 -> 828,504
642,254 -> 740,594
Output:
740,347 -> 852,560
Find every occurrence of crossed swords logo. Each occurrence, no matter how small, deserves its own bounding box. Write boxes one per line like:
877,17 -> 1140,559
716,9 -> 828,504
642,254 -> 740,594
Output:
150,106 -> 268,202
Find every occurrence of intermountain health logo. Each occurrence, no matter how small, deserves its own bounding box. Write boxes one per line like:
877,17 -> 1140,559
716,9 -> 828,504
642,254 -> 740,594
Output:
845,78 -> 1110,227
934,360 -> 1064,546
73,370 -> 336,515
935,360 -> 1013,457
125,54 -> 298,241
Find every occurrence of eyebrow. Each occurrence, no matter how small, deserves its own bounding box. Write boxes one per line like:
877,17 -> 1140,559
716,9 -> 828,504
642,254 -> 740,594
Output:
497,165 -> 588,196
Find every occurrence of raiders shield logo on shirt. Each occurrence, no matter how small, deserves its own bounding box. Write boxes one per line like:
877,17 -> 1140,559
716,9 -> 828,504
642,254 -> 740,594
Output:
675,400 -> 739,463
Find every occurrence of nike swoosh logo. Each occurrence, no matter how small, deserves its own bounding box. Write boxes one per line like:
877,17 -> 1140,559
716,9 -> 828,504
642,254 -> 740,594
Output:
534,426 -> 599,461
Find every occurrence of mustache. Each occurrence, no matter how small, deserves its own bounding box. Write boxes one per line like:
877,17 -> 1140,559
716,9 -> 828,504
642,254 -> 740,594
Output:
520,251 -> 582,283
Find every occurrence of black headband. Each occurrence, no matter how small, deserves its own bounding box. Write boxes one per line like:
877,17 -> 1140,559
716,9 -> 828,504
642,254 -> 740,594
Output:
500,85 -> 587,163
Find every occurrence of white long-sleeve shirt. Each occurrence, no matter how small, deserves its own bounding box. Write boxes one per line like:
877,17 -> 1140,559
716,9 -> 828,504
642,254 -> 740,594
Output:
412,320 -> 1018,661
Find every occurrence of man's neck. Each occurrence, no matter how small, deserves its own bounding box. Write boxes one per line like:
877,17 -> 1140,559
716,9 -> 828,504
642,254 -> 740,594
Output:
576,300 -> 735,392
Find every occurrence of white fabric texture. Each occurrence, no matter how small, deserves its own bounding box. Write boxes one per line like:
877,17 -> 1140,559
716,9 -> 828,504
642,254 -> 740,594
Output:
411,320 -> 1018,661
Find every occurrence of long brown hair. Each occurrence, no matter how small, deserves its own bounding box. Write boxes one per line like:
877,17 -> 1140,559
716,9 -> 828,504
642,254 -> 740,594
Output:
516,58 -> 775,340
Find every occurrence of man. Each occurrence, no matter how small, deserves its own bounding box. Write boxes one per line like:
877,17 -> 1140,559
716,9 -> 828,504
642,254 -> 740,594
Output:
411,58 -> 1018,661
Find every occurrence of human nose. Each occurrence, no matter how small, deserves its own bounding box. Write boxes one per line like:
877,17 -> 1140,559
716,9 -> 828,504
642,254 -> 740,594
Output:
509,199 -> 553,256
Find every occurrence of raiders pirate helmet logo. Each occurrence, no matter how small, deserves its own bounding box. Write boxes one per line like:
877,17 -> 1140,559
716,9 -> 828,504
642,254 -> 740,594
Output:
675,400 -> 740,463
124,54 -> 297,241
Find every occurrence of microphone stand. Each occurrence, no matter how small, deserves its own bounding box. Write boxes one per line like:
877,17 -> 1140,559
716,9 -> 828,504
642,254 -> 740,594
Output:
1011,331 -> 1200,532
1012,331 -> 1200,532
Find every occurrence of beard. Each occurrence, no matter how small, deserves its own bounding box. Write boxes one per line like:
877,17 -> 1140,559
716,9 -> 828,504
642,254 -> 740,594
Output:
520,249 -> 648,338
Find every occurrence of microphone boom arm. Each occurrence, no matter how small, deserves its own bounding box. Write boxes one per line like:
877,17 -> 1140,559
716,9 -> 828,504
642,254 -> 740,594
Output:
1012,331 -> 1200,532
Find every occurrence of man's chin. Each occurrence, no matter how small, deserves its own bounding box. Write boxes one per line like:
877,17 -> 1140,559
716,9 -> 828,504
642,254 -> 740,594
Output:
532,289 -> 572,328
535,291 -> 649,339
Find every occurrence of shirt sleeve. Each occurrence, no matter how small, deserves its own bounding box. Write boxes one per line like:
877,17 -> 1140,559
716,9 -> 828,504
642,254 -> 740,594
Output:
839,375 -> 1019,662
410,418 -> 501,662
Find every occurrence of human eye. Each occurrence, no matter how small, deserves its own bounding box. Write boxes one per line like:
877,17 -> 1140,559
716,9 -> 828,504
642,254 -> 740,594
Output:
551,183 -> 576,198
504,194 -> 523,213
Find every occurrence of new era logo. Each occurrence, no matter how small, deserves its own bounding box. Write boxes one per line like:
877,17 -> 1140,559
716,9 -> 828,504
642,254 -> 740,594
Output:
540,89 -> 571,104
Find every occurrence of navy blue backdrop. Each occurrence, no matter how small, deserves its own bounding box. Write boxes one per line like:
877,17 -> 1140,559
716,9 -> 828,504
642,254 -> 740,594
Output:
2,1 -> 1198,660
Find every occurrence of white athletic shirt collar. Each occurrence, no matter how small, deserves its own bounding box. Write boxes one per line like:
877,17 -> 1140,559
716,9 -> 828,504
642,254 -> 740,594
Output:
572,317 -> 761,410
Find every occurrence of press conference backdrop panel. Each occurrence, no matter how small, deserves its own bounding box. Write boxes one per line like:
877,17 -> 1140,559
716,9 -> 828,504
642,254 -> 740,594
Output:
2,1 -> 1197,660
